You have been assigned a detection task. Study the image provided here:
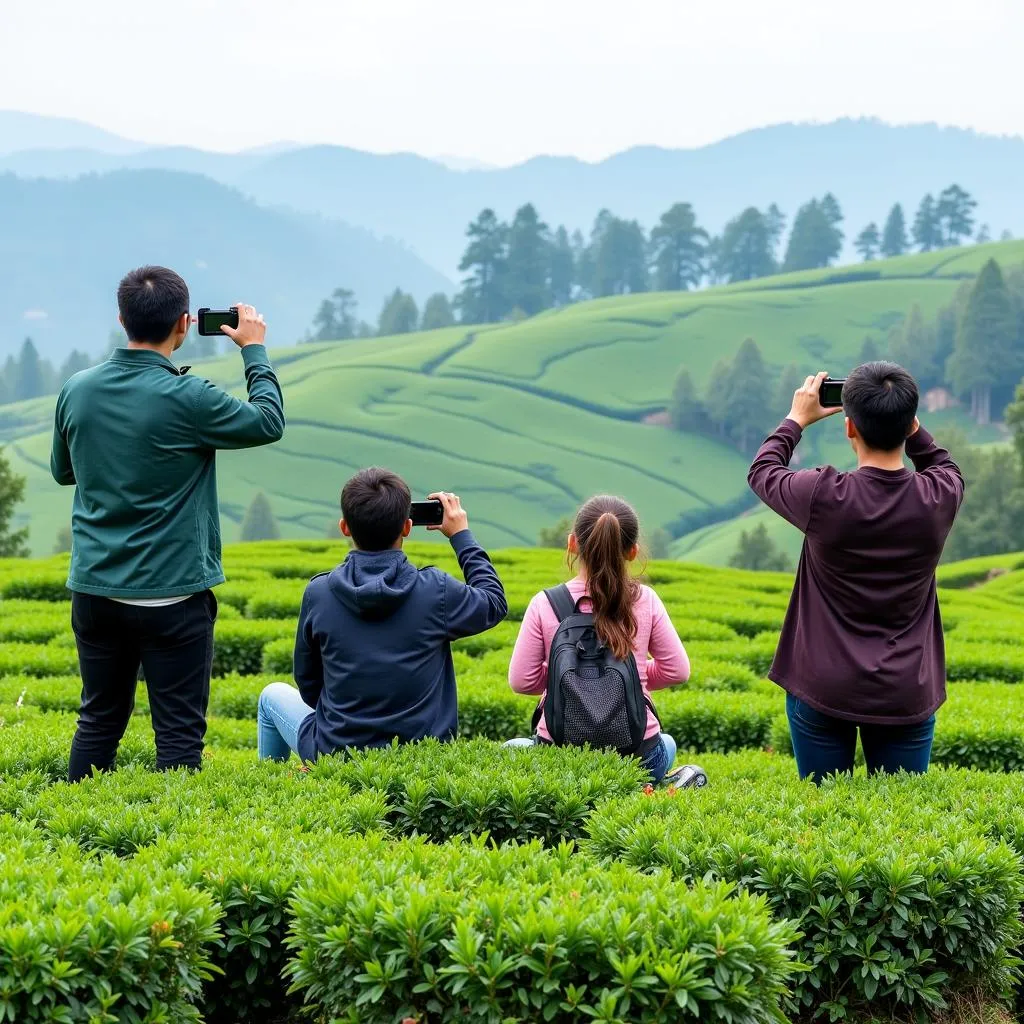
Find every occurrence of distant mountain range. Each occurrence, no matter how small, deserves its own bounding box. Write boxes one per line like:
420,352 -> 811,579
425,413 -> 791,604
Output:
0,170 -> 452,359
3,113 -> 1024,279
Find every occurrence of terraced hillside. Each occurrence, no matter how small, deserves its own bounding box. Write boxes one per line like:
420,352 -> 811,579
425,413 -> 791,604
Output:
5,542 -> 1024,1021
4,239 -> 1023,556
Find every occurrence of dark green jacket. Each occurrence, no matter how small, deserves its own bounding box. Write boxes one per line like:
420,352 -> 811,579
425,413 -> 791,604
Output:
50,345 -> 285,598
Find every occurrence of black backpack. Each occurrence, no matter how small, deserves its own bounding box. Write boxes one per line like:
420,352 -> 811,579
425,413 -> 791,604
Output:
532,584 -> 655,755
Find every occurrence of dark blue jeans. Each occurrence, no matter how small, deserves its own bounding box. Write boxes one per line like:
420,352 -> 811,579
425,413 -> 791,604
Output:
786,694 -> 935,785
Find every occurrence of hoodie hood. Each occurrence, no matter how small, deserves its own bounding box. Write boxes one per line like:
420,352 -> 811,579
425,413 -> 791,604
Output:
328,549 -> 419,619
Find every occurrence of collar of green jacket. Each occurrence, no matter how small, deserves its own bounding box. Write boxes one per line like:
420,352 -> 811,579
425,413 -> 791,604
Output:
109,347 -> 191,376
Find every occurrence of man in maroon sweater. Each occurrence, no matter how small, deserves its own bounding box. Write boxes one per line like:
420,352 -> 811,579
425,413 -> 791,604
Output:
748,364 -> 964,783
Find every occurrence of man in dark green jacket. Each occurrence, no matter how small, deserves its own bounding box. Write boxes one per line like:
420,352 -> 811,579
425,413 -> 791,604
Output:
51,265 -> 285,782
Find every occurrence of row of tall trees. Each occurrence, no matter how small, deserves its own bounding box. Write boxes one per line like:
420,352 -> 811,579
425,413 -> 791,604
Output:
303,287 -> 456,343
669,341 -> 802,456
879,258 -> 1024,425
666,256 -> 1024,456
453,185 -> 991,323
854,186 -> 993,262
0,339 -> 92,405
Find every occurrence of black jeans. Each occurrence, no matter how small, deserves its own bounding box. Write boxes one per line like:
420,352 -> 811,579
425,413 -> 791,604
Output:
786,693 -> 936,785
68,590 -> 217,783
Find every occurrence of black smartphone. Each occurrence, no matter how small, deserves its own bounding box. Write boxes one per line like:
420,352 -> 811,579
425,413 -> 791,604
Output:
197,307 -> 239,336
819,377 -> 845,408
410,499 -> 444,527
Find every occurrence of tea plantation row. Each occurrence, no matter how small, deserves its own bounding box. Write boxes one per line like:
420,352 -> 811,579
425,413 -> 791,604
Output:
4,541 -> 1024,1023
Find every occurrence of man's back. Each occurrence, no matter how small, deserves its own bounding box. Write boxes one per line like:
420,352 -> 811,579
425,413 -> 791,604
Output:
292,530 -> 508,759
749,420 -> 964,722
52,345 -> 284,598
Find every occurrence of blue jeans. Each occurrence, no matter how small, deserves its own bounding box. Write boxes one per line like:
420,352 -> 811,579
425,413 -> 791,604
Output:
257,683 -> 315,762
640,733 -> 677,782
786,694 -> 935,785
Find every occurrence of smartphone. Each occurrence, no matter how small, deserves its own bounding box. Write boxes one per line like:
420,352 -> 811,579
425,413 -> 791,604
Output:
197,307 -> 239,336
819,377 -> 845,408
410,499 -> 444,527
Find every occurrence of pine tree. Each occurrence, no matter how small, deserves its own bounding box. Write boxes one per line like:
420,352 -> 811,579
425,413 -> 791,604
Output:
728,339 -> 773,453
58,350 -> 92,385
15,338 -> 47,402
421,293 -> 455,331
783,199 -> 843,272
646,528 -> 673,560
728,523 -> 790,572
713,207 -> 776,282
881,203 -> 909,257
456,209 -> 508,323
668,368 -> 704,431
912,194 -> 941,252
936,184 -> 977,246
504,203 -> 552,316
0,447 -> 30,557
649,202 -> 708,291
240,492 -> 281,542
854,223 -> 880,262
704,359 -> 734,437
538,516 -> 573,548
947,259 -> 1018,424
377,288 -> 419,335
549,226 -> 576,306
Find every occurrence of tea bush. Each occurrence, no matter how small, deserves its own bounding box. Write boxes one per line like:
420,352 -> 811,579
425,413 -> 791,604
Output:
287,839 -> 800,1024
585,756 -> 1024,1019
7,542 -> 1024,1021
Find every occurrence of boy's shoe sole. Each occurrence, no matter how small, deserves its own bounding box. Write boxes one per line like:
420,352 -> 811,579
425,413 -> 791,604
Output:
662,764 -> 708,789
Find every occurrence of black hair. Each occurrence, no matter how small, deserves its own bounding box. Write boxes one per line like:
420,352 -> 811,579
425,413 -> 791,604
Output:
843,361 -> 919,451
117,266 -> 189,344
341,468 -> 412,551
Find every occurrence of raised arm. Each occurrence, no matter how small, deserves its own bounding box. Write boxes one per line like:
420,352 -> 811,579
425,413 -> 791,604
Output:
508,593 -> 549,695
905,422 -> 965,510
443,530 -> 508,640
195,345 -> 285,450
747,419 -> 822,531
645,589 -> 690,690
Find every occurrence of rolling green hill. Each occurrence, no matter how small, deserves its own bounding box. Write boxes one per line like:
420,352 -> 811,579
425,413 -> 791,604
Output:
3,239 -> 1024,557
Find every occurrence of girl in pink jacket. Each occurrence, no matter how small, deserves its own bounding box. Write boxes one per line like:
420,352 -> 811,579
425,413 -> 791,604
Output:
507,495 -> 691,781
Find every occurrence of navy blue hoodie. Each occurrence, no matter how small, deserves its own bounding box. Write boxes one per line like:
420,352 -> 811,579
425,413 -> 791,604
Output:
293,530 -> 507,761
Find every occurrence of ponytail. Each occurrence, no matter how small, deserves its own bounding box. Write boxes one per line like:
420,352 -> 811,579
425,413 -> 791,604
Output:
571,496 -> 640,660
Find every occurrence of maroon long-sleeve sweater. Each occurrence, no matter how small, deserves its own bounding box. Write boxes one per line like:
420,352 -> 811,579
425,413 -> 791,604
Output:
748,419 -> 965,724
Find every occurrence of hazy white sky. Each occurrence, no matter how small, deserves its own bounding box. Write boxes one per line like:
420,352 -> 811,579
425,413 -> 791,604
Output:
3,0 -> 1020,164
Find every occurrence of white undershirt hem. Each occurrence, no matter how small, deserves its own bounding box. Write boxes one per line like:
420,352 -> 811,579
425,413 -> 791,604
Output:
110,595 -> 195,607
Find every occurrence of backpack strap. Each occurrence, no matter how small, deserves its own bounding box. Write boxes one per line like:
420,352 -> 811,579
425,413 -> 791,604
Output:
543,584 -> 578,623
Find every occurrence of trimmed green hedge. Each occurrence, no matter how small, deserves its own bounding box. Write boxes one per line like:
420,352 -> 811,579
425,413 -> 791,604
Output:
585,754 -> 1024,1020
0,821 -> 220,1023
288,840 -> 799,1024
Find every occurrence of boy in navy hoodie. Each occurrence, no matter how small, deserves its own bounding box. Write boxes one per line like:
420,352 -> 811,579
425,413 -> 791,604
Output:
256,468 -> 508,762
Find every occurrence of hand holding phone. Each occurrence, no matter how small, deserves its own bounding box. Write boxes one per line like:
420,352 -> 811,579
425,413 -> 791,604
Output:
427,492 -> 469,539
198,303 -> 267,348
787,371 -> 845,429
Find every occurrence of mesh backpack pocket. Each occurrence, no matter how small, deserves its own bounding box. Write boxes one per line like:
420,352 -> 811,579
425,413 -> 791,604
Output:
541,585 -> 650,755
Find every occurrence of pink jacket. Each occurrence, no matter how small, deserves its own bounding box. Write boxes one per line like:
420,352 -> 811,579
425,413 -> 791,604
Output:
508,576 -> 690,741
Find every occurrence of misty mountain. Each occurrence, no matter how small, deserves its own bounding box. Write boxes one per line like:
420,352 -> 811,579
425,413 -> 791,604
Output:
3,116 -> 1023,277
0,170 -> 452,360
0,110 -> 145,155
